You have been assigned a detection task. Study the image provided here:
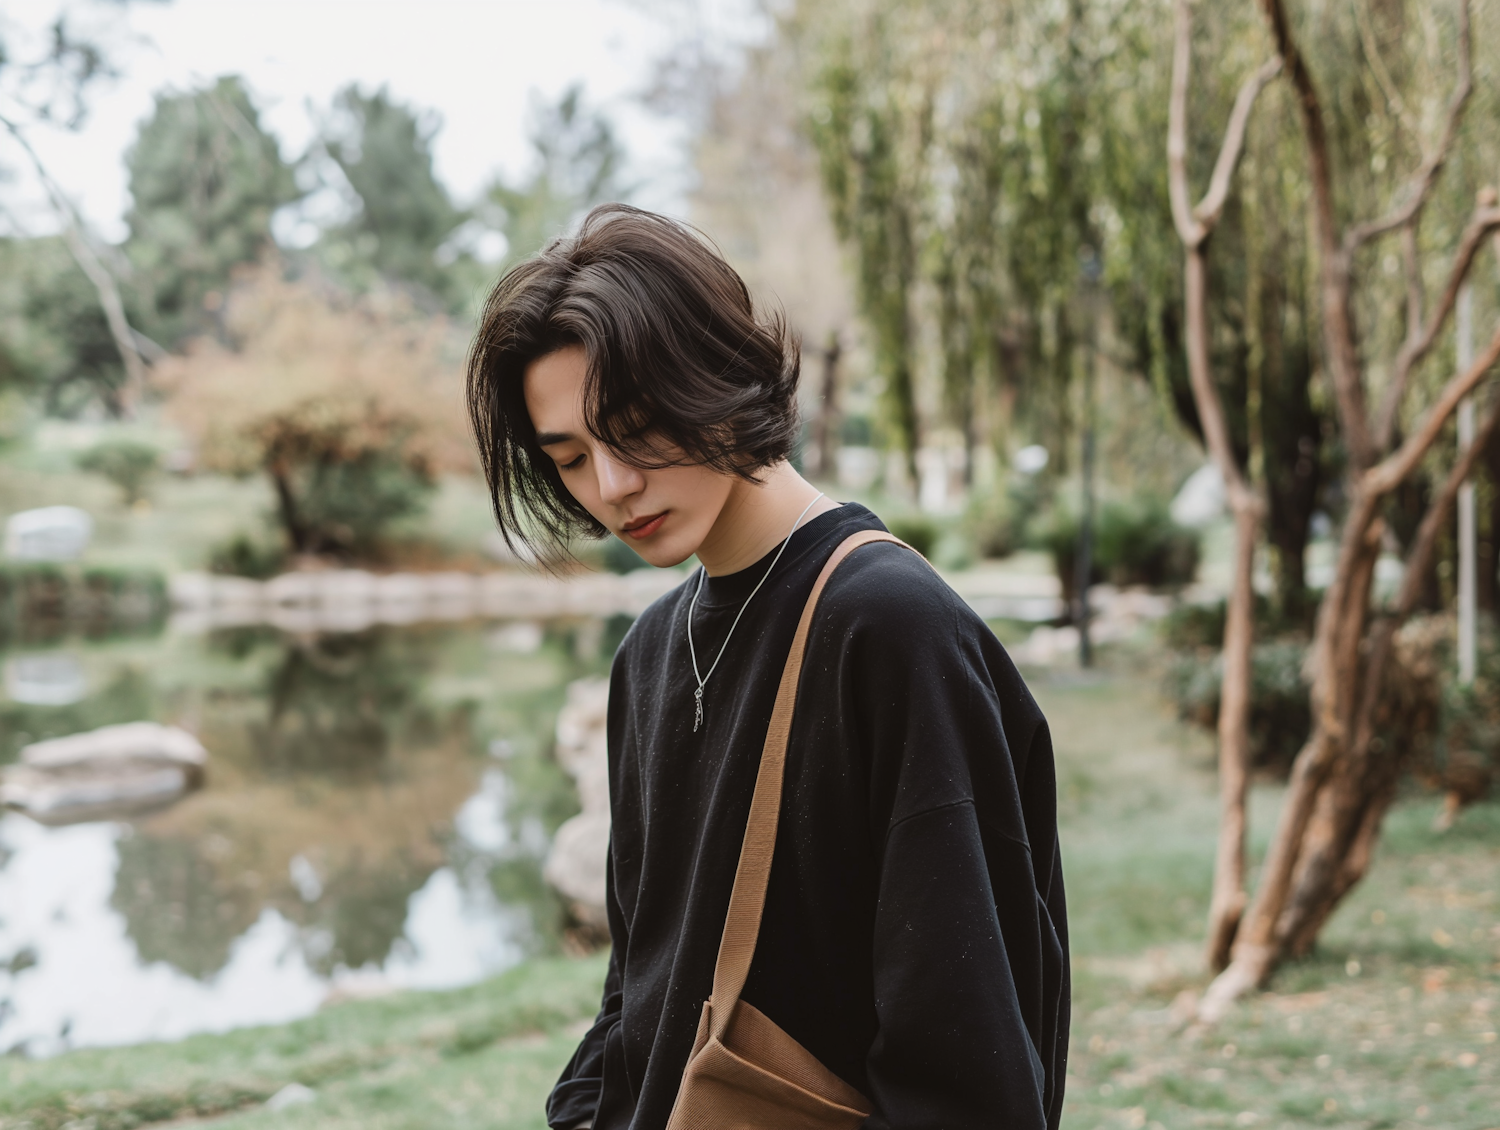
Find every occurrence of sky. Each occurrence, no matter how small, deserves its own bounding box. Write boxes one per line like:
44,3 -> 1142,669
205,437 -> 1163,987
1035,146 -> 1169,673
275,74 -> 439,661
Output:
2,0 -> 760,244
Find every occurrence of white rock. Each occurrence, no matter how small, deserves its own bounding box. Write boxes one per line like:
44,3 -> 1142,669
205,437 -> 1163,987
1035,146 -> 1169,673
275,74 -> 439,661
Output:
265,1083 -> 317,1111
4,506 -> 92,561
1,722 -> 207,825
1171,464 -> 1226,528
544,677 -> 613,926
544,811 -> 611,920
1010,624 -> 1081,666
1013,444 -> 1050,475
21,721 -> 206,769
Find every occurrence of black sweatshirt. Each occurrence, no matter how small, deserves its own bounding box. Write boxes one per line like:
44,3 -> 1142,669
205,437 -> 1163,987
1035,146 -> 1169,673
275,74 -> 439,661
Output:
546,503 -> 1069,1130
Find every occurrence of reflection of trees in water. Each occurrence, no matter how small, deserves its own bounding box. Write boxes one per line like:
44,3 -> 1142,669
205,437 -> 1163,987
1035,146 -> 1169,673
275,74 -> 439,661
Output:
283,849 -> 438,976
111,829 -> 261,980
65,621 -> 617,982
105,628 -> 475,980
111,826 -> 444,982
256,629 -> 447,780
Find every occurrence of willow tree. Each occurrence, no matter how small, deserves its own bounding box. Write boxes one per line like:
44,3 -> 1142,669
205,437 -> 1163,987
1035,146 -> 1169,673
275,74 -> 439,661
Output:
800,0 -> 1108,483
805,11 -> 930,481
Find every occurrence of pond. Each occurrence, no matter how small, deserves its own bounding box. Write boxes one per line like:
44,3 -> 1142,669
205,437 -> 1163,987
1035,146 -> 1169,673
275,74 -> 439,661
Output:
0,614 -> 627,1057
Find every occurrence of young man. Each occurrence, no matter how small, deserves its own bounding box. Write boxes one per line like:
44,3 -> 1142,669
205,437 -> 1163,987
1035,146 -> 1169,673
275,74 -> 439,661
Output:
468,204 -> 1069,1130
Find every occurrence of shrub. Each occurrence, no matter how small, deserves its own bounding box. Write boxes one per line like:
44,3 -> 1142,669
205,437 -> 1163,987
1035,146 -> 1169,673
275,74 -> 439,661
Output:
1163,617 -> 1465,787
209,533 -> 287,579
1164,640 -> 1312,774
0,563 -> 167,643
1410,620 -> 1498,817
885,514 -> 938,559
964,487 -> 1017,560
1157,593 -> 1299,650
1032,495 -> 1200,602
77,439 -> 161,506
1095,496 -> 1201,587
292,449 -> 437,556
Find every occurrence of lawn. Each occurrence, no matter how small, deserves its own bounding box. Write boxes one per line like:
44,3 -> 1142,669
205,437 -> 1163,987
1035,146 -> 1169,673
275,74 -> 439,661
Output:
2,655 -> 1495,1129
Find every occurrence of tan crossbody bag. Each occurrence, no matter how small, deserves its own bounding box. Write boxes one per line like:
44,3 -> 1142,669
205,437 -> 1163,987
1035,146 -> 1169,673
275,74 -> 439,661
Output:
665,530 -> 914,1130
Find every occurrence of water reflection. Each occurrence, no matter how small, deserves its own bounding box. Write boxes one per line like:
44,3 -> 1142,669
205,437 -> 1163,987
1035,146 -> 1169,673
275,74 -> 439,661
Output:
0,618 -> 602,1055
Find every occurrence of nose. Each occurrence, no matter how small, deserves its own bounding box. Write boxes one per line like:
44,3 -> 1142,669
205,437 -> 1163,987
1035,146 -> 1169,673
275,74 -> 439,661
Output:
595,447 -> 646,506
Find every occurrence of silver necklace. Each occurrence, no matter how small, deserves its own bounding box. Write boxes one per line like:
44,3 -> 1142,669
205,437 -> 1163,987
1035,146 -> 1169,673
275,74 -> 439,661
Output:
687,492 -> 825,733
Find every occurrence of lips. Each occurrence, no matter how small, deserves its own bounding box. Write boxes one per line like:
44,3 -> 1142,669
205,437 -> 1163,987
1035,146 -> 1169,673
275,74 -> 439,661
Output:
621,512 -> 667,540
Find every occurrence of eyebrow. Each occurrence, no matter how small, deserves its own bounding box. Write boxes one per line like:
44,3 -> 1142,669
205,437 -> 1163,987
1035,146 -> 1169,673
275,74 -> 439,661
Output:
534,431 -> 575,447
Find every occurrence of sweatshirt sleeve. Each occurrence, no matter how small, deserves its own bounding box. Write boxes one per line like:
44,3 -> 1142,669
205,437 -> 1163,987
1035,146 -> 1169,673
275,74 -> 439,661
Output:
865,802 -> 1048,1129
545,849 -> 625,1130
833,549 -> 1068,1129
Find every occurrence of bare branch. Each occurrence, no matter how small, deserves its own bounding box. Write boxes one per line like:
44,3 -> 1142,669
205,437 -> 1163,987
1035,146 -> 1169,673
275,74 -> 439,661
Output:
0,112 -> 149,411
1344,0 -> 1473,252
1367,317 -> 1500,497
1352,0 -> 1420,143
1195,56 -> 1284,229
1167,0 -> 1203,248
1169,0 -> 1278,500
1373,204 -> 1500,449
1169,2 -> 1281,243
1395,390 -> 1500,618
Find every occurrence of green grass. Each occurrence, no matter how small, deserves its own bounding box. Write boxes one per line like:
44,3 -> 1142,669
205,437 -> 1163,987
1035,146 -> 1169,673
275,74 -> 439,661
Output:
1032,657 -> 1500,1130
0,955 -> 607,1130
4,654 -> 1497,1129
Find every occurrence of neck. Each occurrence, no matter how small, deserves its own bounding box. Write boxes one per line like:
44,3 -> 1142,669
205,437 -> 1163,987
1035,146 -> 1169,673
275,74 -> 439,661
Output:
695,462 -> 839,575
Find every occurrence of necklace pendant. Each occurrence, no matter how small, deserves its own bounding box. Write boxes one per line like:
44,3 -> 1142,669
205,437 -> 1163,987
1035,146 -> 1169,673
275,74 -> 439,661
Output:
693,686 -> 704,733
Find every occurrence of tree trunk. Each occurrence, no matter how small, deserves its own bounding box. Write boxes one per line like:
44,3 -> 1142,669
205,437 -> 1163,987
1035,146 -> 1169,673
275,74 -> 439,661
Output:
1198,503 -> 1385,1020
269,458 -> 310,556
1194,0 -> 1498,1022
1483,426 -> 1500,615
1205,501 -> 1258,968
0,115 -> 150,416
813,332 -> 842,481
1167,5 -> 1281,971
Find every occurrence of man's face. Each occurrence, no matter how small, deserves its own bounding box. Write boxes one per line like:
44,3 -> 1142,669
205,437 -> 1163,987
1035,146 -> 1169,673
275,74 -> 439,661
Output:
524,344 -> 734,568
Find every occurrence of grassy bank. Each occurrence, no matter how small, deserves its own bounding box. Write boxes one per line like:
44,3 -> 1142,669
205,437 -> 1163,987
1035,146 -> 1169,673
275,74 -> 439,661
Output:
4,658 -> 1496,1129
0,956 -> 607,1130
1041,668 -> 1500,1130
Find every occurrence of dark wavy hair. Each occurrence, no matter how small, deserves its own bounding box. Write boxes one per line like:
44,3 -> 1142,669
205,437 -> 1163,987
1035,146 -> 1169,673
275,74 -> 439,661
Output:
466,203 -> 801,565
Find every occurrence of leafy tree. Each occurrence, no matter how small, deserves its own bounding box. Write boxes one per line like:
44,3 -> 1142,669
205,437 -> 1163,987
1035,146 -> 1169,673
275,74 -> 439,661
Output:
124,75 -> 299,346
1,5 -> 157,413
804,12 -> 928,479
319,85 -> 466,302
791,0 -> 1329,608
0,235 -> 123,413
156,266 -> 472,558
77,438 -> 161,505
482,84 -> 627,272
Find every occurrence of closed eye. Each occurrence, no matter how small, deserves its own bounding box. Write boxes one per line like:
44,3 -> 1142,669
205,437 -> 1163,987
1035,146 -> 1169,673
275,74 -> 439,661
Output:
561,454 -> 586,471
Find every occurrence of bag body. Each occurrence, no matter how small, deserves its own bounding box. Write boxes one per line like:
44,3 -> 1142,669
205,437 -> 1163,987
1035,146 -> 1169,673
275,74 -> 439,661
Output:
665,530 -> 918,1130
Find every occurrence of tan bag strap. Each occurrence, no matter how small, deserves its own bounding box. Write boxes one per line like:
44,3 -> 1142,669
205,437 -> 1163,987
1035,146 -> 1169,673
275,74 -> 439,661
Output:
707,529 -> 917,1040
